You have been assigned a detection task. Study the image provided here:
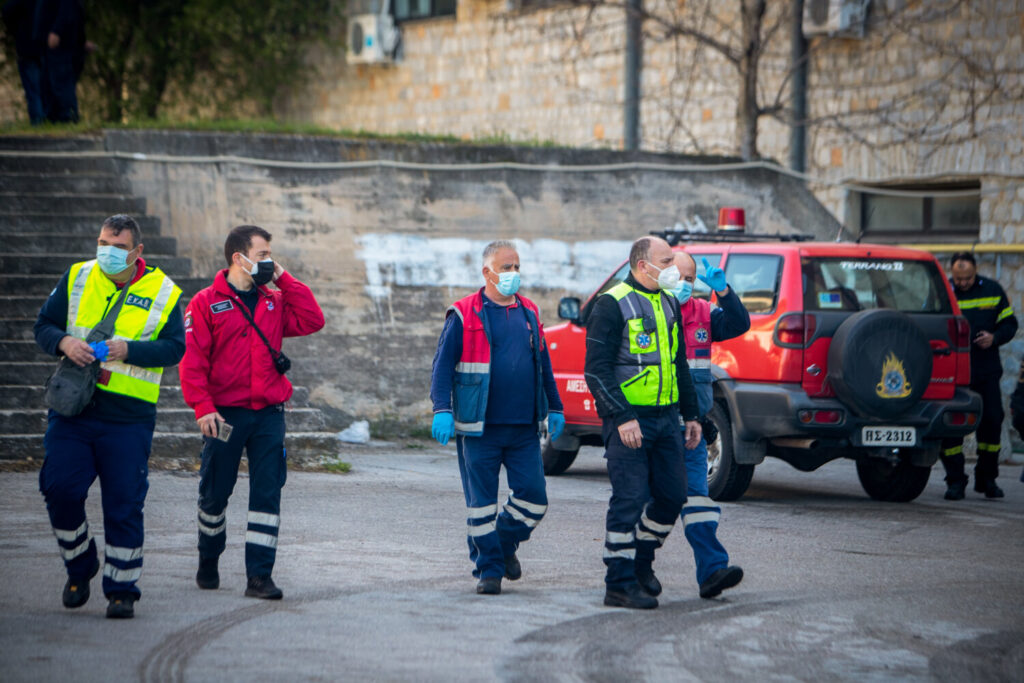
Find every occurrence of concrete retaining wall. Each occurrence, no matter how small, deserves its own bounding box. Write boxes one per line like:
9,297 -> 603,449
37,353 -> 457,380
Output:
105,130 -> 842,431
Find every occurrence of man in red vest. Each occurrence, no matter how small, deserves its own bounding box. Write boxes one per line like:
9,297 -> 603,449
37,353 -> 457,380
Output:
671,250 -> 748,598
429,240 -> 564,595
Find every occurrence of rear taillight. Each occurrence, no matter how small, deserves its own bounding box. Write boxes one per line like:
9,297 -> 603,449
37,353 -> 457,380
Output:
798,409 -> 844,424
775,313 -> 816,348
948,316 -> 971,350
943,412 -> 978,427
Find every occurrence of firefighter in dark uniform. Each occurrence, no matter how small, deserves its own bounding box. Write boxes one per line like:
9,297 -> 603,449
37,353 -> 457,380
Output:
941,252 -> 1019,500
585,236 -> 702,609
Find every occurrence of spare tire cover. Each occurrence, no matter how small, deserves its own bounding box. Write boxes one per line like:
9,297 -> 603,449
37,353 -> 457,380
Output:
826,309 -> 932,418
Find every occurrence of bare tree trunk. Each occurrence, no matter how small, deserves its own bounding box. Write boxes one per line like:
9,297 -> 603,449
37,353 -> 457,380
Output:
737,0 -> 766,160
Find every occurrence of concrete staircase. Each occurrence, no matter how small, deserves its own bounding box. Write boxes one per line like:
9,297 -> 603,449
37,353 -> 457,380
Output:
0,136 -> 339,462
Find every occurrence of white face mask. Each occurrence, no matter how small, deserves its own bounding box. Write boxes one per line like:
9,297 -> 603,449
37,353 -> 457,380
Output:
646,262 -> 681,291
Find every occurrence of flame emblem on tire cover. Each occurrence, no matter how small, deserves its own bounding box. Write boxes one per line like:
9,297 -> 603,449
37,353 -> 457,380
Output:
875,352 -> 912,399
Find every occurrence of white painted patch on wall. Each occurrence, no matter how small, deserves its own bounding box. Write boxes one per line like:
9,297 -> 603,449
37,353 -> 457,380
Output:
356,234 -> 633,297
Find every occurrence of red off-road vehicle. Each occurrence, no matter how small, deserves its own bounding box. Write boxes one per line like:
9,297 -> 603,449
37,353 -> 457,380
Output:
544,232 -> 982,502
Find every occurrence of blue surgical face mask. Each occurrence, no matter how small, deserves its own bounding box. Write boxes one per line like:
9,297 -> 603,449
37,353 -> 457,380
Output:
96,245 -> 135,275
671,280 -> 694,304
492,270 -> 521,297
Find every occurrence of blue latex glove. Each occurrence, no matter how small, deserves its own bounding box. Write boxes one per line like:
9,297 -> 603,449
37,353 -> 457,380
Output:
89,341 -> 109,362
697,257 -> 727,293
547,412 -> 565,442
431,412 -> 455,446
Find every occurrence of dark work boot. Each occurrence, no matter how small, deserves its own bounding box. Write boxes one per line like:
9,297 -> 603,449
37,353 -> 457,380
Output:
604,583 -> 658,609
476,577 -> 502,595
105,594 -> 135,619
62,558 -> 99,609
245,576 -> 283,600
196,557 -> 219,590
944,477 -> 968,501
700,566 -> 744,599
635,563 -> 662,597
503,554 -> 522,581
981,481 -> 1005,499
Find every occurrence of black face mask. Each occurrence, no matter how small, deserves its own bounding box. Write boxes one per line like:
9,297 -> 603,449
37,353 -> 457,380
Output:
242,255 -> 275,286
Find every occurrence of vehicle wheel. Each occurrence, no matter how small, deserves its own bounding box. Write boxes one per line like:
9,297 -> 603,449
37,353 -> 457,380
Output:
855,454 -> 931,502
540,423 -> 580,476
706,402 -> 755,502
827,309 -> 932,418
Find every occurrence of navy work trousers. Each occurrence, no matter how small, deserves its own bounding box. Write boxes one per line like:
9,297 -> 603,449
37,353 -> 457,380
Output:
603,411 -> 686,590
40,413 -> 153,598
681,436 -> 729,585
197,404 -> 286,578
456,424 -> 548,579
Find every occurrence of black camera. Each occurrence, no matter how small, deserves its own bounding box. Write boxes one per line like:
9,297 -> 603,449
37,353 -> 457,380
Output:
272,350 -> 291,375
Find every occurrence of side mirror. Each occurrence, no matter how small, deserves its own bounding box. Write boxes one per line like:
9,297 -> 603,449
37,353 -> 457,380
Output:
558,297 -> 582,323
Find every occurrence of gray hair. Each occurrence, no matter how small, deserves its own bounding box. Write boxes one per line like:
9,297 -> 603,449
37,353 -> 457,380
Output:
482,240 -> 517,267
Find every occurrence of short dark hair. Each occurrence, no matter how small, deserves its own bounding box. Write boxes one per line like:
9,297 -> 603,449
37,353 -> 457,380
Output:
101,214 -> 142,249
629,237 -> 652,270
950,251 -> 976,269
224,225 -> 272,266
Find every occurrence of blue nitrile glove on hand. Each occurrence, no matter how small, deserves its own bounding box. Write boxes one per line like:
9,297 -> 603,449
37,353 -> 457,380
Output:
88,341 -> 109,362
697,257 -> 728,293
547,412 -> 565,442
431,412 -> 455,445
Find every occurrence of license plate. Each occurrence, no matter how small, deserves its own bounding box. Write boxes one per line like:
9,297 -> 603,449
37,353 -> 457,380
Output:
861,426 -> 916,446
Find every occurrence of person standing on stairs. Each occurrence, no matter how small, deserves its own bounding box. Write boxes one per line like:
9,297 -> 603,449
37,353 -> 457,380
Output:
33,214 -> 185,619
179,225 -> 324,601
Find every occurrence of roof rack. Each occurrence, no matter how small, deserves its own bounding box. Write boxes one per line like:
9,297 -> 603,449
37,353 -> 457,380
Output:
650,230 -> 816,246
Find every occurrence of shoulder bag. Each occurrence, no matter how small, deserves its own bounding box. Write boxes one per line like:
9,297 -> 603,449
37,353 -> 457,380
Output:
44,282 -> 130,416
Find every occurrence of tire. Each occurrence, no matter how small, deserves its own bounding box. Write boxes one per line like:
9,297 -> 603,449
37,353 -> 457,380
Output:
826,309 -> 932,418
855,454 -> 931,502
540,423 -> 580,475
706,402 -> 755,502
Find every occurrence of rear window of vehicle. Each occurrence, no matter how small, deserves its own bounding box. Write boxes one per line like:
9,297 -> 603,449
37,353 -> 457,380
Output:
802,258 -> 952,314
724,253 -> 782,314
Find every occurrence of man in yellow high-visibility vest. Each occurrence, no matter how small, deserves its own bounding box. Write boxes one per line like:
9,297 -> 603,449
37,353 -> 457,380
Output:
34,214 -> 184,619
585,236 -> 703,609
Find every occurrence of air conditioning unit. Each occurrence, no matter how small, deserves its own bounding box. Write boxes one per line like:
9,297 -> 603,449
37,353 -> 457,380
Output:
803,0 -> 870,38
346,13 -> 400,64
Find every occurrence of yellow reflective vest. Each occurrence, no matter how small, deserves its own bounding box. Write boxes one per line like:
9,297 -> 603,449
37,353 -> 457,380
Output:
65,260 -> 182,404
606,281 -> 680,407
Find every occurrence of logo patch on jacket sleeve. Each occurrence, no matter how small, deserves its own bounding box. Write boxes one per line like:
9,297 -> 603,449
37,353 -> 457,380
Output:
125,294 -> 154,311
211,300 -> 234,314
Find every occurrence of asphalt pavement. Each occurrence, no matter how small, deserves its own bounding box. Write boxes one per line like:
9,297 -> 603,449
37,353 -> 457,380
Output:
1,444 -> 1022,682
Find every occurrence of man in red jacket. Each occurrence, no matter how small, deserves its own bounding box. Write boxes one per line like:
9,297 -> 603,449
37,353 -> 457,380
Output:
180,225 -> 325,599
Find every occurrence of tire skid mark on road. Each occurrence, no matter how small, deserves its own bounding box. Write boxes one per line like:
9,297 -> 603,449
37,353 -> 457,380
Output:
503,598 -> 792,682
503,583 -> 1023,681
928,628 -> 1024,682
136,588 -> 358,683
